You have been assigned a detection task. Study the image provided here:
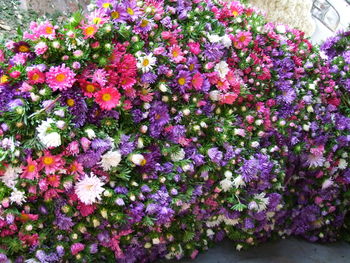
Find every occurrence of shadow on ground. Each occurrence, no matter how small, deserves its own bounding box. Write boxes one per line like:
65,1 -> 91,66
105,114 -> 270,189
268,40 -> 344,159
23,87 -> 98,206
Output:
161,238 -> 350,263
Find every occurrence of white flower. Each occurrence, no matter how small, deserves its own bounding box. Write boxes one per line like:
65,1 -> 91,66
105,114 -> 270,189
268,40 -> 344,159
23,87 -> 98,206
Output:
85,128 -> 96,139
214,61 -> 230,78
130,153 -> 146,166
10,188 -> 27,206
220,178 -> 233,192
1,165 -> 22,188
170,149 -> 185,162
37,118 -> 61,148
254,193 -> 270,212
322,178 -> 334,190
338,159 -> 347,170
221,34 -> 232,48
207,34 -> 222,43
209,90 -> 221,101
100,150 -> 122,171
25,259 -> 40,263
234,128 -> 246,137
137,53 -> 157,73
276,25 -> 286,34
233,175 -> 246,188
75,174 -> 105,205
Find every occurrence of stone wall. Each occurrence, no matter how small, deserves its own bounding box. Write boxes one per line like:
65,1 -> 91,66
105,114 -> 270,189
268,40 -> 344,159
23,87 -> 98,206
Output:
19,0 -> 90,14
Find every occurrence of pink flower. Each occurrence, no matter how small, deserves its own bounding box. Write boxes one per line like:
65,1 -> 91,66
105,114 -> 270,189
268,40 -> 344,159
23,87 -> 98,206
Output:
81,24 -> 98,39
39,151 -> 65,174
169,45 -> 185,63
221,93 -> 238,104
68,161 -> 84,177
188,42 -> 201,55
232,31 -> 252,49
21,157 -> 40,180
154,47 -> 165,55
80,137 -> 91,152
46,64 -> 76,91
95,87 -> 121,110
27,68 -> 45,85
191,72 -> 204,90
77,203 -> 96,217
71,243 -> 85,255
20,82 -> 34,92
66,141 -> 80,156
38,21 -> 56,39
34,42 -> 48,55
0,50 -> 4,62
228,1 -> 243,17
139,88 -> 154,102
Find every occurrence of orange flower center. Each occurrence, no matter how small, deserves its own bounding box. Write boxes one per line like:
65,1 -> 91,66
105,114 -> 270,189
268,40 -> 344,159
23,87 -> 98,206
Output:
141,20 -> 149,28
19,45 -> 29,52
27,164 -> 36,173
45,26 -> 53,34
142,58 -> 150,67
70,164 -> 77,172
55,73 -> 66,82
85,84 -> 95,93
43,157 -> 54,165
178,77 -> 186,86
85,26 -> 96,36
239,35 -> 246,43
32,73 -> 40,81
111,11 -> 120,19
102,93 -> 112,101
66,98 -> 75,107
127,7 -> 134,15
172,50 -> 179,58
140,159 -> 147,166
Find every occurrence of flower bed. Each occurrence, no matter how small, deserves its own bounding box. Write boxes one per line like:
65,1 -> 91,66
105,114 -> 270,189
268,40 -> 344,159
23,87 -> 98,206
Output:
0,0 -> 349,262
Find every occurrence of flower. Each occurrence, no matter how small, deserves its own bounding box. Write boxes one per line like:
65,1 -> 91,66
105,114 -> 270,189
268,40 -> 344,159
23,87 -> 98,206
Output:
36,118 -> 61,148
130,154 -> 146,166
1,165 -> 22,188
169,45 -> 185,63
137,53 -> 157,73
75,174 -> 105,205
99,150 -> 122,171
215,61 -> 230,78
94,87 -> 121,110
10,188 -> 27,205
232,31 -> 252,49
46,64 -> 76,91
21,157 -> 40,180
34,42 -> 48,55
39,151 -> 64,174
81,24 -> 98,39
70,243 -> 85,255
27,68 -> 45,84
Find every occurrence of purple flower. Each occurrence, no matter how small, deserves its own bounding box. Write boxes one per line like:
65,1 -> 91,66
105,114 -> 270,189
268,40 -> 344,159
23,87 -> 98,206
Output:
203,42 -> 224,61
141,72 -> 157,84
174,70 -> 191,93
61,88 -> 87,127
54,213 -> 74,230
207,147 -> 223,164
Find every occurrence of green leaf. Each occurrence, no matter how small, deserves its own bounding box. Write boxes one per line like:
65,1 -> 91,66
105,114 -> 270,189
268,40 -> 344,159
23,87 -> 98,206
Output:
231,203 -> 247,212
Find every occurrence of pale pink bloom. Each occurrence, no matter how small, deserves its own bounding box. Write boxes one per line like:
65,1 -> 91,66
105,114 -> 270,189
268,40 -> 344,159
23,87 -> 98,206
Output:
34,42 -> 48,55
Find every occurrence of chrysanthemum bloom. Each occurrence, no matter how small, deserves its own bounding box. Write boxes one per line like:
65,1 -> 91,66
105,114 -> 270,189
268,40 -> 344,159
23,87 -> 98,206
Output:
46,64 -> 76,91
34,42 -> 48,56
81,24 -> 98,39
39,151 -> 65,174
21,157 -> 40,180
75,174 -> 105,205
99,150 -> 122,171
232,31 -> 252,49
228,1 -> 243,17
27,69 -> 45,84
95,87 -> 121,110
109,3 -> 128,22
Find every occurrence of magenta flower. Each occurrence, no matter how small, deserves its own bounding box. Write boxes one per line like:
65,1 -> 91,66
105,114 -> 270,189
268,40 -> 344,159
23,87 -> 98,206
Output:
46,64 -> 76,91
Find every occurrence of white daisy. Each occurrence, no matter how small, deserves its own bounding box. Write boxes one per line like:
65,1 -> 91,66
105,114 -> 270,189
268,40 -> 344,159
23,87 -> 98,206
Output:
1,165 -> 22,188
75,174 -> 105,205
137,53 -> 157,73
10,188 -> 27,206
36,118 -> 61,148
100,150 -> 122,171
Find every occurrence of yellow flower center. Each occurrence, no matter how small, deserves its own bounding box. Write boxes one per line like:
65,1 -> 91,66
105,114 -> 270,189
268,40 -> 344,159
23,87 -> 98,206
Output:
141,89 -> 149,95
102,2 -> 111,8
19,45 -> 29,52
111,11 -> 120,19
55,73 -> 66,82
93,17 -> 102,24
85,84 -> 95,93
172,50 -> 179,58
189,64 -> 195,71
0,75 -> 9,84
102,93 -> 112,101
45,26 -> 53,34
142,58 -> 150,67
127,7 -> 134,15
32,73 -> 40,81
232,10 -> 238,17
66,98 -> 75,107
43,157 -> 54,165
178,77 -> 186,86
27,164 -> 36,172
140,159 -> 147,166
141,20 -> 149,28
239,35 -> 246,43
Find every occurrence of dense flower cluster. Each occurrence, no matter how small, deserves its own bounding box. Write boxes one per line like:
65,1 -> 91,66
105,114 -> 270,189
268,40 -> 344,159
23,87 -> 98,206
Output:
0,0 -> 349,262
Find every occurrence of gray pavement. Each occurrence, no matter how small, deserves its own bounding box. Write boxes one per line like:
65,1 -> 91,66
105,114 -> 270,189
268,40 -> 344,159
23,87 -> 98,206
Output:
171,238 -> 350,263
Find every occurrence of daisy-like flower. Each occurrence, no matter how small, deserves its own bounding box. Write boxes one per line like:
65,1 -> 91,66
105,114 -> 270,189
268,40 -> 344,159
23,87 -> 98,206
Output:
169,45 -> 185,63
1,165 -> 22,188
27,68 -> 45,85
95,87 -> 121,110
109,3 -> 128,22
232,31 -> 252,49
228,1 -> 243,17
39,151 -> 64,174
139,87 -> 154,102
79,80 -> 100,98
21,157 -> 40,180
46,64 -> 76,91
96,0 -> 113,9
125,0 -> 142,21
13,41 -> 31,53
99,150 -> 122,171
81,24 -> 98,39
38,21 -> 56,39
36,118 -> 62,148
137,53 -> 157,73
75,174 -> 105,205
175,70 -> 191,92
10,188 -> 27,205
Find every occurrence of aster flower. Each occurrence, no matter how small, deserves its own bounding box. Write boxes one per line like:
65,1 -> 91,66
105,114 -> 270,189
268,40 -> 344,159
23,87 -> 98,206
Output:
10,188 -> 27,205
81,24 -> 99,39
13,41 -> 31,53
207,148 -> 223,164
61,88 -> 88,127
125,0 -> 142,21
99,150 -> 122,171
1,165 -> 22,188
232,31 -> 252,49
203,42 -> 224,61
169,45 -> 185,63
135,18 -> 153,33
27,68 -> 45,85
174,70 -> 191,93
75,174 -> 105,205
36,118 -> 62,148
137,53 -> 157,73
21,157 -> 40,180
39,151 -> 64,174
79,80 -> 100,98
95,87 -> 121,110
109,3 -> 128,22
46,64 -> 76,91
